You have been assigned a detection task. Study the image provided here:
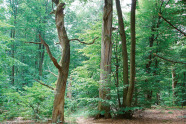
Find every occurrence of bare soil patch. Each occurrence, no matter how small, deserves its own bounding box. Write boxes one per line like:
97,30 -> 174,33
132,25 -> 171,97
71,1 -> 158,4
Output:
77,109 -> 185,124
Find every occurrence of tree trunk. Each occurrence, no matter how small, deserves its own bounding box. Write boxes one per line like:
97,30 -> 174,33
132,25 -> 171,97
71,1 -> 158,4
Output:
171,66 -> 177,105
51,2 -> 70,123
10,0 -> 17,85
126,0 -> 136,107
114,36 -> 121,108
98,0 -> 113,118
115,0 -> 129,107
38,38 -> 45,77
67,77 -> 72,99
11,29 -> 15,85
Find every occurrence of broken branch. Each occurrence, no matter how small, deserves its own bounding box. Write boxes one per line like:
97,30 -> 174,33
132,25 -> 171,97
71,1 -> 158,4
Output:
69,37 -> 99,45
39,34 -> 61,69
153,53 -> 186,64
158,13 -> 186,36
34,79 -> 54,90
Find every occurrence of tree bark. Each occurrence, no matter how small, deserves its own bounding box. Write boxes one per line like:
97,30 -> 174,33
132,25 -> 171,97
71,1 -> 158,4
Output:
98,0 -> 113,118
115,0 -> 129,107
67,77 -> 72,99
126,0 -> 137,107
51,2 -> 70,123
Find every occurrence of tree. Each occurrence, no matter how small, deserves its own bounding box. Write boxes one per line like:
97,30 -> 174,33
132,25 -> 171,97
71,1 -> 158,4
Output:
115,0 -> 129,108
126,0 -> 137,107
98,0 -> 113,118
27,1 -> 98,122
9,0 -> 18,85
46,2 -> 70,123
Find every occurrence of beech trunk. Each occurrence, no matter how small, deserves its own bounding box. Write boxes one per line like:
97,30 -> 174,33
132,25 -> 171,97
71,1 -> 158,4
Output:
98,0 -> 113,118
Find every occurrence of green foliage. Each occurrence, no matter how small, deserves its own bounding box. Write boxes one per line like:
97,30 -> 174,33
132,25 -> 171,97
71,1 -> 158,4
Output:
0,0 -> 185,122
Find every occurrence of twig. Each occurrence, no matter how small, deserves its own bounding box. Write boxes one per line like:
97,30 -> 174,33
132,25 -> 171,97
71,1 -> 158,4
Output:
34,79 -> 54,90
46,66 -> 58,77
153,53 -> 186,64
69,37 -> 99,45
158,13 -> 186,36
39,34 -> 61,69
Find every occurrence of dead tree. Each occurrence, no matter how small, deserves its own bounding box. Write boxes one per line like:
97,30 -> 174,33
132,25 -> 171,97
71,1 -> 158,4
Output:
26,1 -> 98,123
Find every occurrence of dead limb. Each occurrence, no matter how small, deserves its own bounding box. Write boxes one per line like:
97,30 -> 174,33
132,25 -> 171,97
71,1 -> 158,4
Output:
25,35 -> 61,69
69,37 -> 99,45
153,53 -> 186,64
34,79 -> 54,90
39,34 -> 61,69
158,13 -> 186,36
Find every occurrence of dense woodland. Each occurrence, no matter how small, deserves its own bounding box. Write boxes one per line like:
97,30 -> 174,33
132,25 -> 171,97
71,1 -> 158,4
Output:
0,0 -> 185,123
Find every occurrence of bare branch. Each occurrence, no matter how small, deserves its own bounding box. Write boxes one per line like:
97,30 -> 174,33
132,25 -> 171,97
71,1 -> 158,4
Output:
69,37 -> 99,45
25,42 -> 42,44
54,42 -> 60,45
39,34 -> 61,69
153,53 -> 186,64
46,66 -> 58,77
158,13 -> 186,36
34,79 -> 54,90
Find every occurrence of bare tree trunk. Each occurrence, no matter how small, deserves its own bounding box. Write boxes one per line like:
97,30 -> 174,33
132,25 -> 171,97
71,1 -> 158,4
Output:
98,0 -> 113,118
51,2 -> 70,123
115,0 -> 129,107
126,0 -> 137,107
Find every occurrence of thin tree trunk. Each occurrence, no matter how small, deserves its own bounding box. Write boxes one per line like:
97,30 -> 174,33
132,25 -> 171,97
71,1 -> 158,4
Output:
115,0 -> 129,107
10,0 -> 17,85
114,37 -> 121,108
98,0 -> 113,118
182,72 -> 186,106
39,38 -> 45,77
171,66 -> 177,105
11,29 -> 15,85
126,0 -> 137,107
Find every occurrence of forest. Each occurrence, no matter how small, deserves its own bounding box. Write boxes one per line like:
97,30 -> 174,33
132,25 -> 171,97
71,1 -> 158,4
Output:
0,0 -> 185,124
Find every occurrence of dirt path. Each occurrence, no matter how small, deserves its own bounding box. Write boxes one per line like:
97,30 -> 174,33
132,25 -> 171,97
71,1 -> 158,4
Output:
3,109 -> 185,124
76,109 -> 186,124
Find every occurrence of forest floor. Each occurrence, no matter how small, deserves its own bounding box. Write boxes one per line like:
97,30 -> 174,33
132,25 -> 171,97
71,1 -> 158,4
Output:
76,109 -> 186,124
3,108 -> 186,124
